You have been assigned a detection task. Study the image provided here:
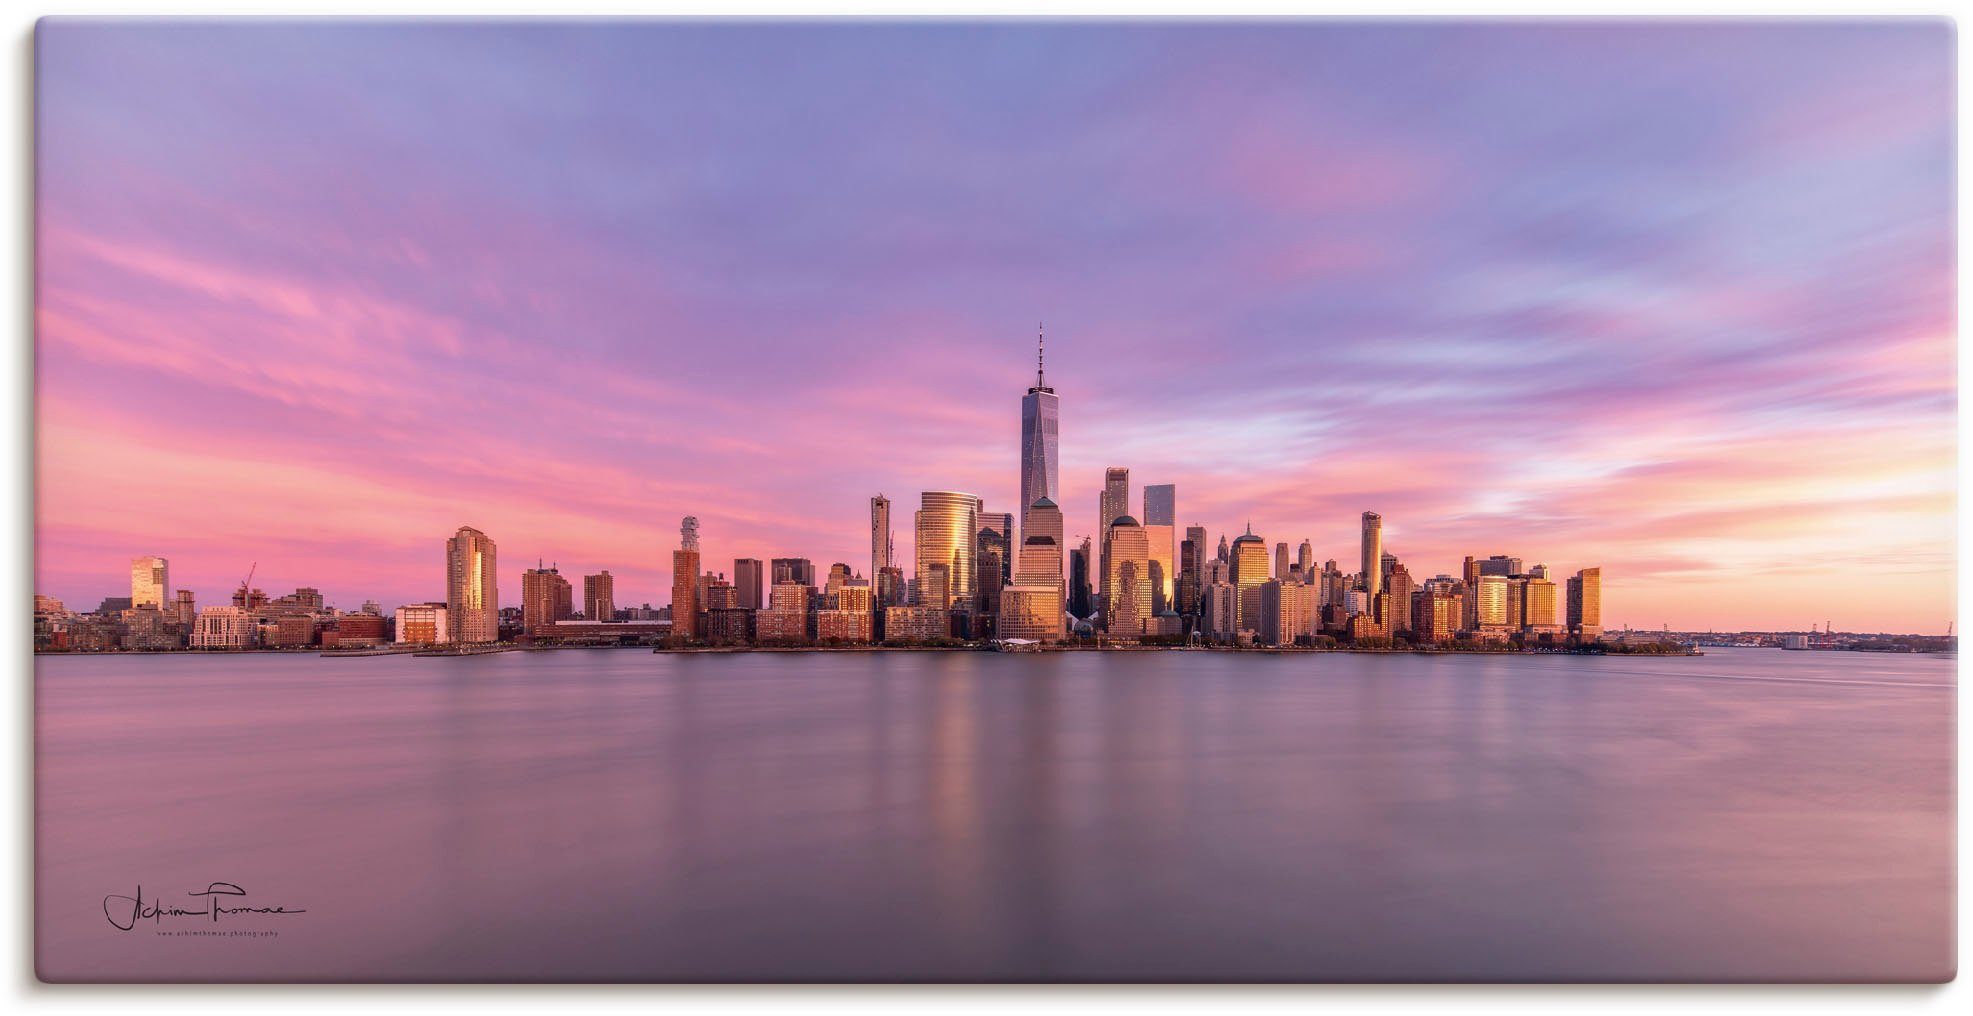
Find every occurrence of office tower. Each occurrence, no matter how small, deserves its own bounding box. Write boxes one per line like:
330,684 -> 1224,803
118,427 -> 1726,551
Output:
1202,581 -> 1236,640
733,558 -> 764,610
1384,561 -> 1415,636
1274,542 -> 1290,581
1360,512 -> 1383,598
169,588 -> 195,626
877,566 -> 905,608
826,562 -> 853,600
670,516 -> 700,645
1567,568 -> 1602,638
1102,515 -> 1153,634
584,571 -> 615,621
521,562 -> 573,636
1524,576 -> 1559,632
1068,537 -> 1094,620
1529,563 -> 1549,580
1096,467 -> 1130,609
1020,325 -> 1061,530
1216,533 -> 1230,563
1019,497 -> 1064,583
1476,574 -> 1509,630
704,581 -> 740,611
1178,531 -> 1204,617
1415,591 -> 1460,643
919,563 -> 951,608
1478,555 -> 1522,577
1141,484 -> 1175,614
1229,525 -> 1269,634
757,582 -> 810,644
1183,526 -> 1207,577
978,512 -> 1014,587
870,494 -> 892,590
771,558 -> 815,589
1297,540 -> 1313,579
446,525 -> 499,643
130,556 -> 169,610
1001,506 -> 1065,643
915,491 -> 981,609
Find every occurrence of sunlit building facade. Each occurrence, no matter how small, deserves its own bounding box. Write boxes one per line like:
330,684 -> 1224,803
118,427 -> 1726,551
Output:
446,525 -> 499,643
1142,484 -> 1175,614
1567,567 -> 1602,639
130,556 -> 169,610
1020,328 -> 1060,535
1229,526 -> 1269,635
395,602 -> 450,645
1360,512 -> 1383,599
915,491 -> 981,609
1102,515 -> 1152,634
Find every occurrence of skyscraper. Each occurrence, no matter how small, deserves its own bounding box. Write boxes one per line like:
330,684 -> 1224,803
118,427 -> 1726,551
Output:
870,495 -> 892,590
771,558 -> 815,588
1567,567 -> 1602,638
915,491 -> 981,609
1274,542 -> 1290,581
130,556 -> 169,610
584,571 -> 615,621
1020,497 -> 1064,581
521,562 -> 573,636
1097,467 -> 1129,614
1019,325 -> 1061,540
1297,540 -> 1313,578
670,517 -> 700,645
1230,525 -> 1269,634
733,558 -> 764,610
1360,512 -> 1383,598
1141,484 -> 1175,614
446,526 -> 498,643
1102,515 -> 1152,635
1068,536 -> 1093,620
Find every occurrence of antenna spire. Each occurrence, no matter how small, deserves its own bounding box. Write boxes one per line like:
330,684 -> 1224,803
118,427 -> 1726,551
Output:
1037,321 -> 1046,387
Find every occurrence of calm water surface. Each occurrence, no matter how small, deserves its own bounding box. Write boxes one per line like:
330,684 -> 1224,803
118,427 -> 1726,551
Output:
35,647 -> 1954,982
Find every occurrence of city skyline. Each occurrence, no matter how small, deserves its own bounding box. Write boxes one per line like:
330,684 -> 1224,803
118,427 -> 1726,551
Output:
34,22 -> 1953,632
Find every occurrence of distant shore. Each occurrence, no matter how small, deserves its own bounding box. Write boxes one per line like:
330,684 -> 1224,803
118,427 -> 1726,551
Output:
34,642 -> 1706,658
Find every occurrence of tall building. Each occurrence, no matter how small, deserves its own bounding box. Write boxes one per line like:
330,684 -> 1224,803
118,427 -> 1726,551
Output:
583,571 -> 615,621
1097,468 -> 1129,615
978,511 -> 1014,588
1523,576 -> 1560,633
1102,515 -> 1152,634
1567,567 -> 1602,638
1360,512 -> 1383,599
733,558 -> 764,610
1274,542 -> 1290,581
521,562 -> 573,636
1068,537 -> 1093,620
771,558 -> 815,589
915,491 -> 981,609
870,494 -> 893,592
130,556 -> 169,610
1384,560 -> 1415,637
446,526 -> 498,643
1141,484 -> 1175,614
1475,574 -> 1510,630
169,588 -> 195,627
1297,540 -> 1313,580
1478,555 -> 1523,578
1020,497 -> 1064,581
1229,525 -> 1269,634
670,516 -> 700,645
1019,325 -> 1061,534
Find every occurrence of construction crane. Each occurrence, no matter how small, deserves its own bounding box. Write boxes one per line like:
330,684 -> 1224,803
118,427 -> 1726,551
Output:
237,561 -> 257,606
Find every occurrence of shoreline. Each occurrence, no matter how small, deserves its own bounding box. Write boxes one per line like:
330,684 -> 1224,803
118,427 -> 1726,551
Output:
33,643 -> 1708,658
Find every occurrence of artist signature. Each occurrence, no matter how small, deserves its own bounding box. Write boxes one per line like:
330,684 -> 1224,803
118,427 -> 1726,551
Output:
102,882 -> 306,931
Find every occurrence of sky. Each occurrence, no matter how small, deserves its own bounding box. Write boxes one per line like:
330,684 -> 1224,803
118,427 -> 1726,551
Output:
34,20 -> 1955,633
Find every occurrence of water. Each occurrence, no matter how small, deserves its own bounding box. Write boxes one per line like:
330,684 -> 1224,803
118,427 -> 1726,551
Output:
34,647 -> 1954,982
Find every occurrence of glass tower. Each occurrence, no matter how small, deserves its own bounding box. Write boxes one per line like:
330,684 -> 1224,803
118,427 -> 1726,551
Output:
1019,325 -> 1060,539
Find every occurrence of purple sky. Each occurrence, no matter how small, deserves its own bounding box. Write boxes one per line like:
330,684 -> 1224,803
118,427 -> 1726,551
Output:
34,20 -> 1955,631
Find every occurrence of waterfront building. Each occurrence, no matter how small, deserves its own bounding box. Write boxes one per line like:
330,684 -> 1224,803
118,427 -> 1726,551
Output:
705,578 -> 739,610
332,611 -> 389,648
1261,580 -> 1317,647
446,525 -> 499,643
756,581 -> 811,644
191,606 -> 257,649
706,607 -> 753,645
1384,560 -> 1415,637
915,491 -> 981,608
1229,526 -> 1269,635
876,566 -> 905,608
998,582 -> 1065,642
1523,576 -> 1560,633
1413,592 -> 1460,643
883,606 -> 950,643
670,516 -> 700,645
1019,326 -> 1061,531
979,511 -> 1014,587
395,602 -> 450,645
583,571 -> 615,621
130,556 -> 169,610
1020,497 -> 1063,580
1567,567 -> 1603,639
521,563 -> 573,637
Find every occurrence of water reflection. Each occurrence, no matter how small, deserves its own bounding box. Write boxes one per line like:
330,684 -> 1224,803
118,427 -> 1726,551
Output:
34,648 -> 1953,982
